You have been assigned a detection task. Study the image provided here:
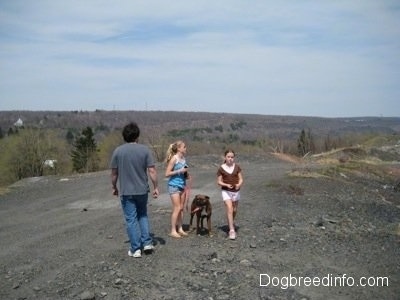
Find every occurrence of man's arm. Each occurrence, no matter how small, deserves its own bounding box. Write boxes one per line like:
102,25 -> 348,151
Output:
111,168 -> 119,196
148,166 -> 159,198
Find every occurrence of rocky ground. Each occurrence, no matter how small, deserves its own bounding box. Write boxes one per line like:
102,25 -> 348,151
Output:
0,153 -> 399,300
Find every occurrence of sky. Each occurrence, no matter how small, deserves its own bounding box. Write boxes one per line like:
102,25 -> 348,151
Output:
0,1 -> 399,117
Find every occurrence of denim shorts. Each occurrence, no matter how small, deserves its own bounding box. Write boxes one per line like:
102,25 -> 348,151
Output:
168,185 -> 184,195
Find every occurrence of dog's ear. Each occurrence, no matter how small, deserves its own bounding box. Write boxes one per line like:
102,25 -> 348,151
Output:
205,195 -> 210,200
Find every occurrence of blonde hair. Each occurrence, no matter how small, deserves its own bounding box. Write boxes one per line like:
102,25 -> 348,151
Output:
165,140 -> 184,163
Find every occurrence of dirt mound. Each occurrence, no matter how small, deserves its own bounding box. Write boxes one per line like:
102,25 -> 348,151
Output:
0,154 -> 399,299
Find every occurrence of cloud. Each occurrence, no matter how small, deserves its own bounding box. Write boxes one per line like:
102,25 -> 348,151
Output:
0,0 -> 399,116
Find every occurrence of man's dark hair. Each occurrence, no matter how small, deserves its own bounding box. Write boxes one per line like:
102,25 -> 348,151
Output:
122,122 -> 140,143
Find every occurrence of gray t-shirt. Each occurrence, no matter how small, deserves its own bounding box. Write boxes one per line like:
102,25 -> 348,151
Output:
110,143 -> 155,195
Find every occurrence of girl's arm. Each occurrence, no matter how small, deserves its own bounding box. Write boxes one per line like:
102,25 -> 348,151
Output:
165,157 -> 187,177
217,174 -> 232,189
165,158 -> 176,177
235,171 -> 244,189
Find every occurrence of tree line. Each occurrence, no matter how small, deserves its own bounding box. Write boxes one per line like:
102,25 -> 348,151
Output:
0,123 -> 390,188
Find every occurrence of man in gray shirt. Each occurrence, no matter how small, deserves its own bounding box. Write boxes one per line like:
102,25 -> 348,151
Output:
110,122 -> 159,258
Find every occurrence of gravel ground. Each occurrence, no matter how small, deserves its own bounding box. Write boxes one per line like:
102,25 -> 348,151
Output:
0,154 -> 399,300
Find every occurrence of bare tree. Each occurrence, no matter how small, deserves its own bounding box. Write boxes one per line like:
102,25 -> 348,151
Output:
6,128 -> 60,179
270,137 -> 285,153
144,127 -> 169,162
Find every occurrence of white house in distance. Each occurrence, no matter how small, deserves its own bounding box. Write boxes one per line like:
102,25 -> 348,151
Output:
14,118 -> 23,127
44,159 -> 57,169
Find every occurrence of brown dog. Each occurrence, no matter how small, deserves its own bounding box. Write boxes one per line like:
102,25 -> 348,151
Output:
189,194 -> 212,236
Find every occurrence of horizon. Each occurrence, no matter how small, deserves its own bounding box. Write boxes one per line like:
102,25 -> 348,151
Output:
0,109 -> 398,120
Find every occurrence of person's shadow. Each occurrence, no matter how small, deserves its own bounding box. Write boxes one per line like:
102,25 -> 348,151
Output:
124,233 -> 166,249
151,233 -> 166,246
218,224 -> 240,234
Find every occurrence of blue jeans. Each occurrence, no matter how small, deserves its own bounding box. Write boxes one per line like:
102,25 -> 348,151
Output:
120,194 -> 152,252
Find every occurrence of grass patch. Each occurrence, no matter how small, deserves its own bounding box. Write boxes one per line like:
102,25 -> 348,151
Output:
287,170 -> 329,179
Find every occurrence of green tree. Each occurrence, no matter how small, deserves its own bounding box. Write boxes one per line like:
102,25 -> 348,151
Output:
297,128 -> 315,156
66,129 -> 74,144
71,127 -> 99,173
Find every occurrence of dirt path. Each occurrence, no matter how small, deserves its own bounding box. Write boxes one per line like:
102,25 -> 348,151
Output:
0,154 -> 399,300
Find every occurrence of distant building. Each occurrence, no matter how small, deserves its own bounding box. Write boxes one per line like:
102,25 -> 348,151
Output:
14,118 -> 23,127
44,159 -> 57,168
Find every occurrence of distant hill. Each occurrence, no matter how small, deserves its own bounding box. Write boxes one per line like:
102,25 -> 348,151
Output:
1,110 -> 399,141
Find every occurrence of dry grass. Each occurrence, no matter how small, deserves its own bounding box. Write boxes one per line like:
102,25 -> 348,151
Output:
287,170 -> 329,179
283,145 -> 400,183
0,187 -> 9,195
271,152 -> 303,164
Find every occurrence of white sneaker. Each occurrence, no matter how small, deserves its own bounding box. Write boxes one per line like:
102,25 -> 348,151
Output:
229,230 -> 236,240
128,249 -> 141,258
143,244 -> 154,253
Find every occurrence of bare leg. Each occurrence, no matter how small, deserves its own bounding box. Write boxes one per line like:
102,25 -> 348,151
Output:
224,200 -> 235,232
170,193 -> 182,237
232,201 -> 238,230
177,191 -> 188,235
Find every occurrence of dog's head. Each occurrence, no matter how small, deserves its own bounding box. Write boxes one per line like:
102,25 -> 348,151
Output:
193,194 -> 210,207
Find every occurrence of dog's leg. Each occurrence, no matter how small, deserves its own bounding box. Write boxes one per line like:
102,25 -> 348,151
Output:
190,202 -> 197,231
200,215 -> 206,231
189,212 -> 194,230
196,212 -> 201,235
206,215 -> 212,236
206,205 -> 212,236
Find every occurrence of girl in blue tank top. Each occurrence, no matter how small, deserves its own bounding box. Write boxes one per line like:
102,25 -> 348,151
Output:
165,140 -> 190,238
